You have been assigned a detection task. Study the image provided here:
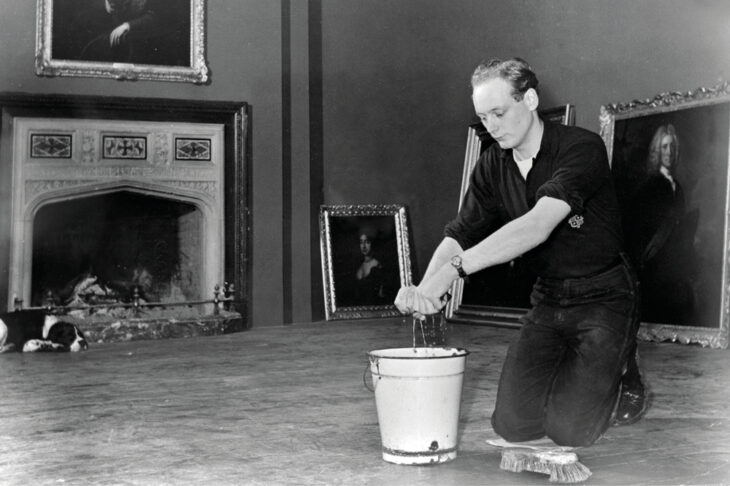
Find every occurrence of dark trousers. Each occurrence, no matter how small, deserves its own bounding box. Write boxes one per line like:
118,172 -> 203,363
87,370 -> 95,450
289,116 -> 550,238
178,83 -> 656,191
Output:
491,257 -> 640,447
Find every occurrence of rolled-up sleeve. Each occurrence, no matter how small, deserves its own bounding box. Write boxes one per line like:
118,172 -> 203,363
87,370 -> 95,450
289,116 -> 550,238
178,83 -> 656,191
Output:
444,155 -> 503,249
535,136 -> 610,215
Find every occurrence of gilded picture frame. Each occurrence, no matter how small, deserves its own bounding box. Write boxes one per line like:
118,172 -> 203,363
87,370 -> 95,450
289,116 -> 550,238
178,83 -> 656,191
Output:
35,0 -> 208,84
445,105 -> 575,328
320,204 -> 413,321
600,82 -> 730,349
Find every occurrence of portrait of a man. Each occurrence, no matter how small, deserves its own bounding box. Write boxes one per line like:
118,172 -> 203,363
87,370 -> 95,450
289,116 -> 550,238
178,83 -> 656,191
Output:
611,102 -> 730,328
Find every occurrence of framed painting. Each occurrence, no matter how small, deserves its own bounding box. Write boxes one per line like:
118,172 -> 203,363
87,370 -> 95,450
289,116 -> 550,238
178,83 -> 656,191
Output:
319,204 -> 413,320
445,105 -> 575,328
600,82 -> 730,348
35,0 -> 208,83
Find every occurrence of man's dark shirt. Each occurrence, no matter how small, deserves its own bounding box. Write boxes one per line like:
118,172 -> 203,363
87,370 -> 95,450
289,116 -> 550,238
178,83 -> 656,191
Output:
444,119 -> 624,279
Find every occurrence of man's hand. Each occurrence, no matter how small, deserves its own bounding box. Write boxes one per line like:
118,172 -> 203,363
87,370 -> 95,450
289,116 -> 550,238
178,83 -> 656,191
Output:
109,22 -> 130,47
395,264 -> 456,317
415,263 -> 457,311
394,285 -> 441,316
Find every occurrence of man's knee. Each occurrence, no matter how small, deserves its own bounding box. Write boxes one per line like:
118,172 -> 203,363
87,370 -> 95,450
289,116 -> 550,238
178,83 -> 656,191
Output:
491,412 -> 544,443
544,417 -> 605,447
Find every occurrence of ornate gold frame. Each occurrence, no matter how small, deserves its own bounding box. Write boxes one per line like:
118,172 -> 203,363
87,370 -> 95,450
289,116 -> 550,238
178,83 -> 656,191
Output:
319,204 -> 413,320
600,82 -> 730,349
35,0 -> 208,84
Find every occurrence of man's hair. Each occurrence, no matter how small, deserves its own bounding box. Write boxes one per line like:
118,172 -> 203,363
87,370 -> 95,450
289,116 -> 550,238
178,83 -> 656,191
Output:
470,57 -> 539,101
647,124 -> 679,173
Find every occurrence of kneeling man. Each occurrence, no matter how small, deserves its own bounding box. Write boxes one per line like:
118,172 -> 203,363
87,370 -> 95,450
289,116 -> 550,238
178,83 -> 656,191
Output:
396,57 -> 646,446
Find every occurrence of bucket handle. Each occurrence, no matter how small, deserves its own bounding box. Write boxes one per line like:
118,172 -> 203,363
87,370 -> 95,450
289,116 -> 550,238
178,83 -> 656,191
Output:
363,362 -> 375,392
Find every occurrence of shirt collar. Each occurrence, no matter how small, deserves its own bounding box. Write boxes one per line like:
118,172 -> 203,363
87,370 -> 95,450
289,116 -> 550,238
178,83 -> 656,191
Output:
659,166 -> 676,191
535,115 -> 556,161
659,166 -> 673,180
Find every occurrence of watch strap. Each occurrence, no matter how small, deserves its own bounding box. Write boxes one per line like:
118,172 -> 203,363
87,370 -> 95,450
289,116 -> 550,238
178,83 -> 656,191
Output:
451,256 -> 468,279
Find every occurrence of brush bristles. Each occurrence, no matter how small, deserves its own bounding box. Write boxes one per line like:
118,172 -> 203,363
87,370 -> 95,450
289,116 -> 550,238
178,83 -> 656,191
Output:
500,448 -> 592,483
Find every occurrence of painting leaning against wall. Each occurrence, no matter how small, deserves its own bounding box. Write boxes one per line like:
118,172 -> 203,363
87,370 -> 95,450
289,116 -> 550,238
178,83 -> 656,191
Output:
601,82 -> 730,349
319,204 -> 414,321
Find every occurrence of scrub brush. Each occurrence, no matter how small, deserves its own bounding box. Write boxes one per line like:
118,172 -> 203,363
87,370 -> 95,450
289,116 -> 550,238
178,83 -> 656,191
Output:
499,447 -> 592,483
487,438 -> 592,483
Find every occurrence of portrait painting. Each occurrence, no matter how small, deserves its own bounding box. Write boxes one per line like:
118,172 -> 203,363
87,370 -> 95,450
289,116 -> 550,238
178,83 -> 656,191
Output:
320,205 -> 413,320
36,0 -> 208,83
601,83 -> 730,348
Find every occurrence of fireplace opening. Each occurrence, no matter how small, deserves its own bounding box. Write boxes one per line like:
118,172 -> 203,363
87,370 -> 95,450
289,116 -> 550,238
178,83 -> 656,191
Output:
31,191 -> 203,309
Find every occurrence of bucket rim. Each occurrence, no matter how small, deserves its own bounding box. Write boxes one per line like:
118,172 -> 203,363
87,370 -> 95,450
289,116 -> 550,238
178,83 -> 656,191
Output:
368,347 -> 470,359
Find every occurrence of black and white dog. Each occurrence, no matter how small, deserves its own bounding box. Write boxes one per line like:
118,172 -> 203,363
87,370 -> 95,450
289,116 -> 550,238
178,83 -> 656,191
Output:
0,310 -> 88,353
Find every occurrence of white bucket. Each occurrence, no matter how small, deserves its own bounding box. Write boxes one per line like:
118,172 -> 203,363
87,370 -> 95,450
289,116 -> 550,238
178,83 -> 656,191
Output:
368,347 -> 469,465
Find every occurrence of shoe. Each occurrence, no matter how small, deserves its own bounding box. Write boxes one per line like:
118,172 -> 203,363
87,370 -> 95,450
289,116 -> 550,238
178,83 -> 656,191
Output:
611,382 -> 648,426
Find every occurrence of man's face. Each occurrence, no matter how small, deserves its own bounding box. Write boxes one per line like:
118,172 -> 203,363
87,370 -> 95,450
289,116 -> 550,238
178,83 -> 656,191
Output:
472,78 -> 534,151
660,134 -> 676,171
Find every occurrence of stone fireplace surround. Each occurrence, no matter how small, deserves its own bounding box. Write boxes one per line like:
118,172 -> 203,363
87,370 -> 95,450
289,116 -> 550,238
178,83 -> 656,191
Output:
0,94 -> 251,342
13,116 -> 224,307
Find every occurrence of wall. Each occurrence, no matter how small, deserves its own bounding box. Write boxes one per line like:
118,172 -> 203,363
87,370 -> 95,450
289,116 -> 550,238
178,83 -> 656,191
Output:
0,1 -> 294,326
320,0 -> 730,293
0,1 -> 728,326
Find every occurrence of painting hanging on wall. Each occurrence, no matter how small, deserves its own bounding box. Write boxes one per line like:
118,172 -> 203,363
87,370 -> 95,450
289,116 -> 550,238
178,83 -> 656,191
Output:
35,0 -> 208,83
319,204 -> 413,320
600,82 -> 730,348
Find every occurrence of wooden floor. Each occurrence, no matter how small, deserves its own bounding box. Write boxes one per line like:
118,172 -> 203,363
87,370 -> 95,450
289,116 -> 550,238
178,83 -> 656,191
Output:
1,318 -> 729,485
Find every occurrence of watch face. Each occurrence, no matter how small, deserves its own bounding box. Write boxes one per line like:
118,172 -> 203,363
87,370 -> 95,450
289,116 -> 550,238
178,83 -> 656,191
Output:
451,255 -> 467,278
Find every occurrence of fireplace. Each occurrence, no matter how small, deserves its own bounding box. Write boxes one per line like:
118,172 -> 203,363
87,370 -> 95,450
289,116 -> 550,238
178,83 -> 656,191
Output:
0,94 -> 250,341
32,191 -> 205,307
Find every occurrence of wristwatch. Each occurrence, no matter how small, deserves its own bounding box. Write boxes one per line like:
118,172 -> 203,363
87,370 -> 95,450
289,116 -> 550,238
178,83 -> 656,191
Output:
450,255 -> 468,279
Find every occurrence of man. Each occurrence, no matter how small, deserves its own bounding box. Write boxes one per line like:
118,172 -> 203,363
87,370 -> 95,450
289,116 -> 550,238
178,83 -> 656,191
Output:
627,124 -> 697,324
395,58 -> 646,446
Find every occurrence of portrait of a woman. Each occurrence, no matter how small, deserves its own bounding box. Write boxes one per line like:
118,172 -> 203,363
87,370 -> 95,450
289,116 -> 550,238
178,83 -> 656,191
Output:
353,227 -> 387,305
330,217 -> 400,308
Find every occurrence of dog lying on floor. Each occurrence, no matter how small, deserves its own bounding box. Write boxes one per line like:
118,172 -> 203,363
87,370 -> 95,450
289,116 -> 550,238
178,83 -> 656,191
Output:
0,310 -> 88,353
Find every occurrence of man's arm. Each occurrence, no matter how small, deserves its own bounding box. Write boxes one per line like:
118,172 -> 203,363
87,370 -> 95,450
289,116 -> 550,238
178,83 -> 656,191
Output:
394,237 -> 463,316
415,196 -> 572,308
420,237 -> 464,283
461,196 -> 571,273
